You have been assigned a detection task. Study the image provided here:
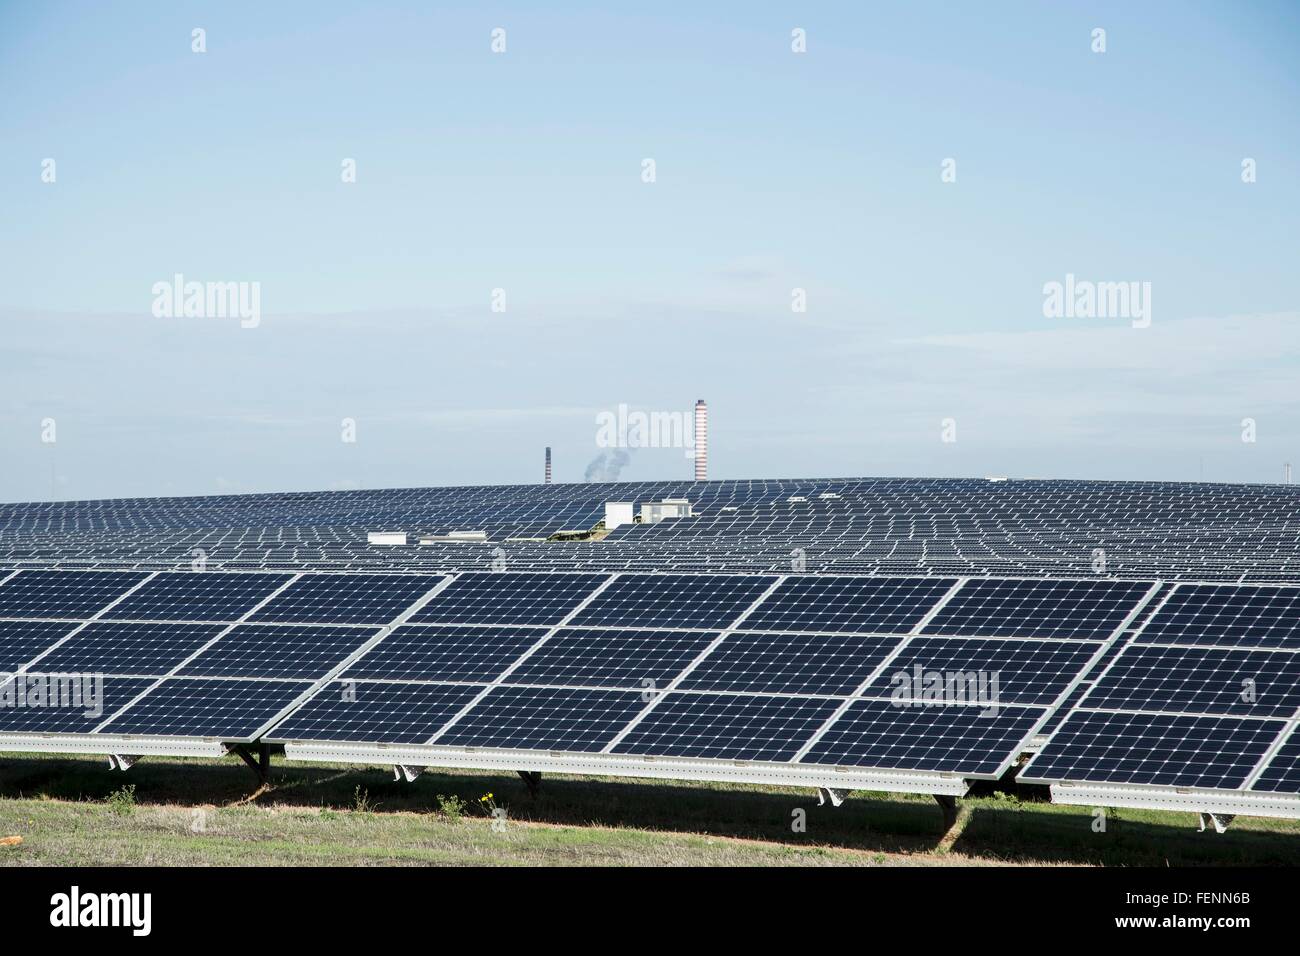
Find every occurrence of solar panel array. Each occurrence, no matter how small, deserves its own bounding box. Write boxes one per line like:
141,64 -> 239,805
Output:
1,474 -> 1299,816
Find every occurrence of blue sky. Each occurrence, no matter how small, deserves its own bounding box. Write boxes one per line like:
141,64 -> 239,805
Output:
2,1 -> 1298,501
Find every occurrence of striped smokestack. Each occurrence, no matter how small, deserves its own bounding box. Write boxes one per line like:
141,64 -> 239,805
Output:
693,399 -> 708,482
545,446 -> 552,484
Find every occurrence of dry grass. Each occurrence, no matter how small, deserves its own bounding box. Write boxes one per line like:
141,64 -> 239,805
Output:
2,754 -> 1297,867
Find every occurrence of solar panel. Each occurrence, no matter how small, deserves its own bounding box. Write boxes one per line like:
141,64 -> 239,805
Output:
0,570 -> 150,619
802,699 -> 1044,775
739,575 -> 955,633
98,678 -> 308,739
249,573 -> 446,624
408,572 -> 608,626
176,624 -> 380,680
503,628 -> 716,689
105,571 -> 293,622
0,619 -> 78,671
1140,584 -> 1300,649
0,675 -> 156,733
433,686 -> 647,752
681,632 -> 901,696
341,624 -> 542,683
31,622 -> 226,675
267,681 -> 481,744
1021,711 -> 1286,788
861,637 -> 1103,707
1079,644 -> 1300,718
1252,730 -> 1300,793
922,579 -> 1149,640
612,692 -> 841,761
567,574 -> 775,629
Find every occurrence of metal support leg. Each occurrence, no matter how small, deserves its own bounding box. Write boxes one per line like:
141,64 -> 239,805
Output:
518,770 -> 541,797
233,744 -> 272,785
1197,812 -> 1234,834
816,787 -> 849,807
934,794 -> 959,832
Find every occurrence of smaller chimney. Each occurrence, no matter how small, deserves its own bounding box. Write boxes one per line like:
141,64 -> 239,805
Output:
1286,462 -> 1292,485
545,446 -> 552,484
694,399 -> 708,482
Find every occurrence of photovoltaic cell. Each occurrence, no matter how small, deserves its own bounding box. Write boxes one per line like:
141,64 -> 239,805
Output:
267,681 -> 481,744
612,692 -> 840,761
434,686 -> 646,752
341,624 -> 541,683
409,572 -> 608,626
249,573 -> 446,624
1021,710 -> 1285,789
568,574 -> 775,630
105,571 -> 294,621
0,619 -> 78,671
504,628 -> 715,689
1081,644 -> 1300,718
740,576 -> 955,634
922,578 -> 1149,640
860,637 -> 1102,707
100,677 -> 308,739
177,624 -> 380,679
681,632 -> 901,696
1140,585 -> 1300,649
32,622 -> 226,676
0,676 -> 155,734
802,699 -> 1044,775
0,570 -> 150,619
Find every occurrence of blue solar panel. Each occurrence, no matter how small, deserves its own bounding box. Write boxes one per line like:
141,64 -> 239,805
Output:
434,686 -> 647,752
568,574 -> 775,629
802,699 -> 1044,775
922,579 -> 1149,640
1252,730 -> 1300,793
1140,584 -> 1300,649
32,622 -> 226,676
681,632 -> 901,696
176,624 -> 379,679
0,676 -> 155,734
1021,711 -> 1286,788
612,692 -> 840,761
409,572 -> 609,626
0,619 -> 78,672
860,637 -> 1101,707
99,678 -> 308,739
341,624 -> 542,682
249,573 -> 446,624
105,571 -> 293,621
0,570 -> 150,619
1081,644 -> 1300,718
504,628 -> 715,689
740,576 -> 955,633
267,681 -> 481,744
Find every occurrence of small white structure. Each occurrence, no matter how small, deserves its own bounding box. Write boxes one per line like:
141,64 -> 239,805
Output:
604,502 -> 636,530
640,498 -> 692,524
367,532 -> 407,546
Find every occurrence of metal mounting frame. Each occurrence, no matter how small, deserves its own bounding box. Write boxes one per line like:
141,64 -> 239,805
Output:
280,740 -> 971,796
0,732 -> 229,759
1048,780 -> 1300,820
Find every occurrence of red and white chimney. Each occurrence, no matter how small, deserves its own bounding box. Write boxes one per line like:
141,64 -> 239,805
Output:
693,399 -> 708,482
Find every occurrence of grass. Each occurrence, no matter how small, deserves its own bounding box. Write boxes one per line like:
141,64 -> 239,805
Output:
1,753 -> 1298,866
